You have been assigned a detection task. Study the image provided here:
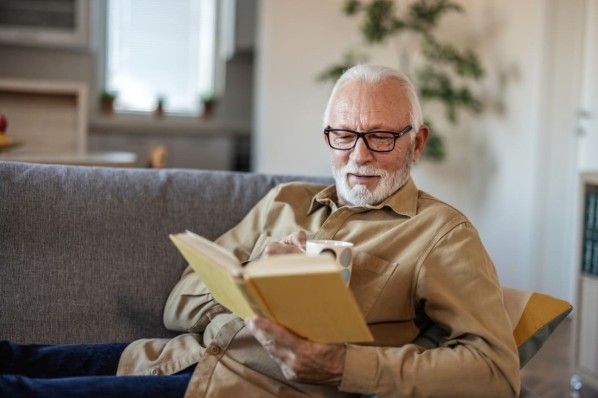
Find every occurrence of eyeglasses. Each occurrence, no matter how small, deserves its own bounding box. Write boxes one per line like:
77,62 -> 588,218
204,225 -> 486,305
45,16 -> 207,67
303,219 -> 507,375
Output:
323,125 -> 413,153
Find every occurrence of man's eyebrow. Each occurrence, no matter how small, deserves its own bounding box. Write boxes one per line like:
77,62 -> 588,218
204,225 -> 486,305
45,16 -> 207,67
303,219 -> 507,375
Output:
332,125 -> 395,132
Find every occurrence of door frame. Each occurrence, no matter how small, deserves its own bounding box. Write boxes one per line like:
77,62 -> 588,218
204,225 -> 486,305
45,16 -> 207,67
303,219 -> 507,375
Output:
532,0 -> 586,302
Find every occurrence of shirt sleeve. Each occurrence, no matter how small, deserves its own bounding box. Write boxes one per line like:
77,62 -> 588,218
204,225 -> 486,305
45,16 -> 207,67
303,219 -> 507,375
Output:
339,222 -> 521,397
162,265 -> 231,332
214,186 -> 279,261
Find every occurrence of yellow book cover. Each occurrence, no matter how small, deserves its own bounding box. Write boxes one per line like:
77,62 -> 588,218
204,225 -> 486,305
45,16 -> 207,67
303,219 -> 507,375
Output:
169,231 -> 373,343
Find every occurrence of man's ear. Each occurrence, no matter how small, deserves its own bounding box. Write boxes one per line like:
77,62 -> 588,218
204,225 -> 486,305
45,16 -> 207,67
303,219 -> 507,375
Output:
412,124 -> 430,162
323,131 -> 329,146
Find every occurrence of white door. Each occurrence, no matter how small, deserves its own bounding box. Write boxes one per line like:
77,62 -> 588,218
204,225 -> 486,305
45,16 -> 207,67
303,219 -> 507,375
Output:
577,0 -> 598,171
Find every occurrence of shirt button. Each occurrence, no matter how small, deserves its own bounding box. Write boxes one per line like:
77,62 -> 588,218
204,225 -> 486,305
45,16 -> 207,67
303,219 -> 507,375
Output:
149,368 -> 160,375
207,343 -> 221,355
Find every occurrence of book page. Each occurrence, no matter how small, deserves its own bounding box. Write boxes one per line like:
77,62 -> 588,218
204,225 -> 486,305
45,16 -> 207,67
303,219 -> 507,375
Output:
170,233 -> 255,319
246,253 -> 339,276
179,231 -> 243,276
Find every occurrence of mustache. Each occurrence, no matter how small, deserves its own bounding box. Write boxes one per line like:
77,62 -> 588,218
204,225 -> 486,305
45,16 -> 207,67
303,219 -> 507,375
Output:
339,163 -> 389,178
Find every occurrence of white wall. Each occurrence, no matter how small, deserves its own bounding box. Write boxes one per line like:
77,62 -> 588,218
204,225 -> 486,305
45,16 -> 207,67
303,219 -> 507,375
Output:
254,0 -> 580,300
405,1 -> 547,294
533,0 -> 585,304
254,0 -> 353,175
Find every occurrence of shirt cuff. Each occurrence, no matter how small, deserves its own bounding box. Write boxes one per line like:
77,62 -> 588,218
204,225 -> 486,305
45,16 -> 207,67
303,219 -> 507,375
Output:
338,344 -> 378,394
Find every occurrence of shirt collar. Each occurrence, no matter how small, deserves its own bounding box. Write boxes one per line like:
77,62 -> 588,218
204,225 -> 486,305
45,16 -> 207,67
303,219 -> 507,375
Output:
307,177 -> 419,217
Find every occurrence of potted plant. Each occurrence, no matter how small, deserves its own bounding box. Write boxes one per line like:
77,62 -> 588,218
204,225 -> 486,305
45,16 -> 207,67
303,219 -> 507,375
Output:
319,0 -> 486,161
200,94 -> 218,119
99,90 -> 118,115
154,95 -> 166,119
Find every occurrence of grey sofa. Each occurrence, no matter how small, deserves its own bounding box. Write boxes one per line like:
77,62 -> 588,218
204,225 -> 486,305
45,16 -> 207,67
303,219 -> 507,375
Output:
0,160 -> 548,397
0,160 -> 330,344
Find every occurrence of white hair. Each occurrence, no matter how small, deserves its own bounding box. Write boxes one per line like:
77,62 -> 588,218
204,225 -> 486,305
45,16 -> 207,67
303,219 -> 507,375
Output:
322,64 -> 423,140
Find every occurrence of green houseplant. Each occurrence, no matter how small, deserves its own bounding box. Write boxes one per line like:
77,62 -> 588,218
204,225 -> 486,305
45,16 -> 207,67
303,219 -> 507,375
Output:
200,94 -> 219,119
319,0 -> 485,160
154,95 -> 166,119
99,90 -> 118,115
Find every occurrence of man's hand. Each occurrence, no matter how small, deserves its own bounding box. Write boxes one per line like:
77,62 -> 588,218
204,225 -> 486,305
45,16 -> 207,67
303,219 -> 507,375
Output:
245,316 -> 346,385
261,231 -> 307,257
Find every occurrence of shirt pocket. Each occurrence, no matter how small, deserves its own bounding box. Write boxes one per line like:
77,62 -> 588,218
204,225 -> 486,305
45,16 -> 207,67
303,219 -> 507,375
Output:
350,250 -> 398,319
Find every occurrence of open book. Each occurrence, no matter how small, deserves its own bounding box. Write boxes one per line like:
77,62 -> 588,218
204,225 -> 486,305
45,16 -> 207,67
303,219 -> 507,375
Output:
170,231 -> 373,343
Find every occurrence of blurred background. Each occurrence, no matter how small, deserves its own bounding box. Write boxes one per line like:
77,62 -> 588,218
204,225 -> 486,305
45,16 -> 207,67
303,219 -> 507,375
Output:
1,1 -> 598,392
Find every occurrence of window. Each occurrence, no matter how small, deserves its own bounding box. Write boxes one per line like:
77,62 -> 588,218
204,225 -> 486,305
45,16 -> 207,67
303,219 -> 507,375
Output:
105,0 -> 224,115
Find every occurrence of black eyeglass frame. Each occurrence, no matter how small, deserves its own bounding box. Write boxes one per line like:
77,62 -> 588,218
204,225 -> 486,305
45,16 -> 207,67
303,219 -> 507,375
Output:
323,125 -> 413,153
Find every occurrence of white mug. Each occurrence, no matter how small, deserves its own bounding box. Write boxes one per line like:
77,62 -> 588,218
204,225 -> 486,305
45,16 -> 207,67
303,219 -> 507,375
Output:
306,240 -> 354,285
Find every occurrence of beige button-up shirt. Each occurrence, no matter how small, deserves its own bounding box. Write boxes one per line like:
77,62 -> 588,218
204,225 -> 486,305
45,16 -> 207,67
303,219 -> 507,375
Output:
118,178 -> 520,397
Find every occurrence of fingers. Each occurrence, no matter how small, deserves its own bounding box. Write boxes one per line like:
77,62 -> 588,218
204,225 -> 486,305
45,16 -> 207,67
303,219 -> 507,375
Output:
245,316 -> 346,385
282,231 -> 307,250
245,316 -> 278,348
245,316 -> 303,378
245,316 -> 300,352
261,242 -> 303,257
261,231 -> 307,257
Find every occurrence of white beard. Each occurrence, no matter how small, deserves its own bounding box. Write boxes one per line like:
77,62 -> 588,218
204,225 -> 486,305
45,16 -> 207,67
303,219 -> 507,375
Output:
332,146 -> 413,206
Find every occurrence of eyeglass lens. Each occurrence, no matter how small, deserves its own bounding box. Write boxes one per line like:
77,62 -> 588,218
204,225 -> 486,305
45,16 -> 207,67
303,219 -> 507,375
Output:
328,131 -> 397,151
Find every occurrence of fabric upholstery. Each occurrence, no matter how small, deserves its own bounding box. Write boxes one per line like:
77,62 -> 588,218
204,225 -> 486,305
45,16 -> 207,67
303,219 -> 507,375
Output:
0,161 -> 330,344
503,287 -> 572,367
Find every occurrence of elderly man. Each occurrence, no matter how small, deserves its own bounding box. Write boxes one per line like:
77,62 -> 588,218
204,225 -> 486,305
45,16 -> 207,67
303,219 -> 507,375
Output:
118,64 -> 520,397
0,64 -> 520,397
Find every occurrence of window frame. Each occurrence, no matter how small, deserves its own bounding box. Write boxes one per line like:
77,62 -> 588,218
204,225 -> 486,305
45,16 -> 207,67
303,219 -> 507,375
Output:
96,0 -> 234,116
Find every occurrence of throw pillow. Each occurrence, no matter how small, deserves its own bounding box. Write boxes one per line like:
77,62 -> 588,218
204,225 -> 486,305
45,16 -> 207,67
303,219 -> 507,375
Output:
413,287 -> 572,368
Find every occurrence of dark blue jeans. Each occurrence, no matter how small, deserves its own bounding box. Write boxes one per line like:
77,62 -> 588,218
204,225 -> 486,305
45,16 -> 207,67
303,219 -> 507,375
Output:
0,341 -> 193,398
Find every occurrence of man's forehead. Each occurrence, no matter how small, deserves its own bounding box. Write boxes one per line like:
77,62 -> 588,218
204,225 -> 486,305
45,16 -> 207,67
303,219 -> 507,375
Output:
335,79 -> 407,105
329,80 -> 410,126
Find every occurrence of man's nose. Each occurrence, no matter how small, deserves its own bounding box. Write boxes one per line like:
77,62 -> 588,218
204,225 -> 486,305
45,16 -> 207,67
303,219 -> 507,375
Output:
349,136 -> 374,163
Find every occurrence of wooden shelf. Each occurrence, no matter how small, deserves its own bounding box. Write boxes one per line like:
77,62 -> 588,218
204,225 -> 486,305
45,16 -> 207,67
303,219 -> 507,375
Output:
90,113 -> 251,137
574,173 -> 598,390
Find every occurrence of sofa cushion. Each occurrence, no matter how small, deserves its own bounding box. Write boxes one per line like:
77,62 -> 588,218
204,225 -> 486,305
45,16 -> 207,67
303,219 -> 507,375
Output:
0,161 -> 330,344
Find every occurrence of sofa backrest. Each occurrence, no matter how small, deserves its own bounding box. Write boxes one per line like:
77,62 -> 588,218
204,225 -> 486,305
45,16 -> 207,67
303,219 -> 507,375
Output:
0,161 -> 331,344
